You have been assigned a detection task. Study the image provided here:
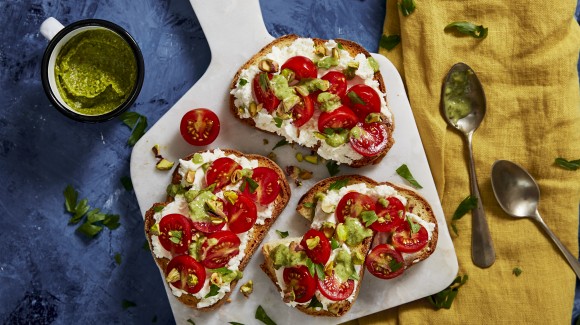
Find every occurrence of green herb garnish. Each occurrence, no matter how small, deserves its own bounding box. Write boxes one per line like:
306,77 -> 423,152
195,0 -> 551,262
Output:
64,186 -> 121,238
389,258 -> 403,272
314,263 -> 325,280
361,210 -> 378,227
303,202 -> 314,208
444,21 -> 488,39
328,178 -> 349,191
273,117 -> 283,128
379,34 -> 401,51
120,111 -> 148,146
142,240 -> 150,251
513,267 -> 522,277
305,258 -> 315,277
399,0 -> 416,16
428,274 -> 468,309
326,160 -> 340,176
168,230 -> 182,244
330,238 -> 340,250
396,164 -> 423,188
229,322 -> 245,325
153,205 -> 164,213
205,284 -> 220,298
239,78 -> 248,86
307,296 -> 324,309
120,176 -> 133,191
64,185 -> 78,213
241,177 -> 259,194
406,216 -> 421,234
187,320 -> 195,325
337,42 -> 344,50
259,73 -> 269,92
255,305 -> 276,325
451,195 -> 478,235
276,230 -> 289,238
122,299 -> 136,310
347,91 -> 366,105
114,253 -> 122,265
272,138 -> 289,150
70,199 -> 89,224
555,158 -> 580,170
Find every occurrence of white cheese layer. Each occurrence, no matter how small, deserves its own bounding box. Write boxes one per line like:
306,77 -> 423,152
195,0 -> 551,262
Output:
230,38 -> 392,165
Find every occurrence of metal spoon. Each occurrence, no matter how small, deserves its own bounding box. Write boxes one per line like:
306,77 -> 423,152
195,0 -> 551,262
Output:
441,62 -> 495,268
491,160 -> 580,278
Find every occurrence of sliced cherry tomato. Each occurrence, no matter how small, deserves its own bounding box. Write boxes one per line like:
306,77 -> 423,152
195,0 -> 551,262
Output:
392,221 -> 429,253
292,95 -> 314,127
371,197 -> 406,232
300,229 -> 331,265
200,230 -> 241,268
224,193 -> 257,234
335,192 -> 376,223
241,167 -> 280,205
253,72 -> 281,112
321,71 -> 347,98
158,213 -> 193,254
349,122 -> 388,157
317,271 -> 355,301
280,56 -> 317,80
191,197 -> 227,234
283,265 -> 317,303
165,255 -> 206,294
317,106 -> 358,132
365,244 -> 405,279
180,108 -> 220,146
205,157 -> 242,191
343,84 -> 381,121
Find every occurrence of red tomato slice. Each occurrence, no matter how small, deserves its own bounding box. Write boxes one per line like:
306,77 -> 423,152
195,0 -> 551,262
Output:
317,106 -> 358,132
165,255 -> 206,294
335,192 -> 376,223
205,157 -> 242,191
253,72 -> 281,112
241,167 -> 280,205
343,84 -> 381,121
392,221 -> 429,253
179,109 -> 220,146
321,71 -> 347,98
280,56 -> 317,80
200,230 -> 241,268
292,95 -> 314,127
349,122 -> 388,157
317,271 -> 355,301
158,213 -> 193,255
365,244 -> 405,279
283,265 -> 317,303
371,197 -> 406,232
225,193 -> 257,234
300,229 -> 331,265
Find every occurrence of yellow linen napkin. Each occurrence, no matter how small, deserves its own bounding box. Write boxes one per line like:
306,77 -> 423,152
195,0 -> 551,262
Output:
355,0 -> 580,324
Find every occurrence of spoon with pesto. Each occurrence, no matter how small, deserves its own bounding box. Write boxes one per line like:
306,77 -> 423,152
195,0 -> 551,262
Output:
441,62 -> 495,268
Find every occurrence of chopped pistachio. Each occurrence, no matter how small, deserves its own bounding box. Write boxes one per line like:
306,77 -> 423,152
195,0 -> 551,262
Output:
187,274 -> 199,287
240,280 -> 254,297
378,197 -> 389,208
299,169 -> 313,180
304,155 -> 318,164
295,152 -> 304,162
306,236 -> 320,250
331,47 -> 340,60
352,249 -> 365,265
349,125 -> 363,140
258,58 -> 279,73
283,288 -> 296,303
321,222 -> 336,239
280,68 -> 295,83
156,158 -> 174,170
336,223 -> 347,242
192,153 -> 204,164
367,57 -> 380,72
365,113 -> 382,123
165,268 -> 180,283
151,144 -> 160,157
249,101 -> 260,117
313,132 -> 327,140
210,272 -> 223,286
263,139 -> 269,145
231,168 -> 252,184
223,191 -> 238,204
314,45 -> 327,57
185,170 -> 196,184
149,223 -> 160,236
343,61 -> 360,80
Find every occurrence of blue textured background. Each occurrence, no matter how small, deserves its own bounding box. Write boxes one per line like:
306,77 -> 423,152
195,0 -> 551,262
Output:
0,1 -> 578,324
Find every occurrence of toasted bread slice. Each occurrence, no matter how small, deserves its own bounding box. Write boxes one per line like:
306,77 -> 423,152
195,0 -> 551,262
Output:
229,34 -> 395,168
260,175 -> 437,317
144,149 -> 291,311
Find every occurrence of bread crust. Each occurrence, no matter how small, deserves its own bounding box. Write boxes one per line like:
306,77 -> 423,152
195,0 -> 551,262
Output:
260,175 -> 437,317
144,149 -> 291,311
229,34 -> 395,168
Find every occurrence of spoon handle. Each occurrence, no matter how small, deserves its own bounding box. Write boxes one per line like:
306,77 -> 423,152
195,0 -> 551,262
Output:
466,132 -> 496,268
534,212 -> 580,278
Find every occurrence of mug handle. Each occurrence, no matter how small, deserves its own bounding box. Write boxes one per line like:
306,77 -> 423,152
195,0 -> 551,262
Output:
40,17 -> 65,41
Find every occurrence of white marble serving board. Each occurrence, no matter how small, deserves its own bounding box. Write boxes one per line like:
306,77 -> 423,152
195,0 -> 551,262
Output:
130,0 -> 458,324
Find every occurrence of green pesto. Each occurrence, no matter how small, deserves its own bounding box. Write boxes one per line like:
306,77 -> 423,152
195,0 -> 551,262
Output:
55,29 -> 137,116
444,70 -> 472,124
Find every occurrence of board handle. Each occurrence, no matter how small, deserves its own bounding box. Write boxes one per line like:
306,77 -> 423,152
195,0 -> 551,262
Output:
189,0 -> 273,62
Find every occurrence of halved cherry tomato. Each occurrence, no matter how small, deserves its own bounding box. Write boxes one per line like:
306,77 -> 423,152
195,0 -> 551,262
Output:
343,84 -> 381,121
253,72 -> 281,113
283,265 -> 317,303
335,192 -> 376,223
205,157 -> 242,191
158,213 -> 193,254
321,71 -> 347,98
180,108 -> 220,146
165,255 -> 206,294
365,244 -> 405,279
349,122 -> 388,157
224,193 -> 257,234
300,229 -> 331,265
371,197 -> 406,232
392,221 -> 429,253
200,230 -> 241,268
280,56 -> 317,80
317,271 -> 355,301
241,167 -> 280,205
317,106 -> 358,132
191,197 -> 227,234
292,95 -> 314,127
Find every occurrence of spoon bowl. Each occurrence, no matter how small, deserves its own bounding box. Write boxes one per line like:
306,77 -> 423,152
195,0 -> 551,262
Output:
441,62 -> 495,268
491,160 -> 580,278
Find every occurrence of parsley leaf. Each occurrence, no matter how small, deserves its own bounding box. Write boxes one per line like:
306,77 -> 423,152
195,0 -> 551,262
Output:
396,164 -> 423,188
379,34 -> 401,51
276,230 -> 289,238
272,138 -> 289,150
114,253 -> 122,265
513,267 -> 522,277
555,158 -> 580,170
428,274 -> 468,309
255,305 -> 276,325
450,195 -> 478,235
239,78 -> 248,86
314,263 -> 325,280
347,91 -> 366,105
120,176 -> 133,191
305,258 -> 315,277
445,21 -> 488,39
399,0 -> 416,16
69,198 -> 89,224
119,111 -> 141,129
389,258 -> 403,272
205,284 -> 220,298
64,185 -> 78,213
330,238 -> 340,250
241,177 -> 259,194
307,296 -> 324,309
328,178 -> 349,191
273,117 -> 283,128
121,299 -> 136,310
406,216 -> 421,234
326,160 -> 340,176
120,111 -> 148,146
361,210 -> 378,227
